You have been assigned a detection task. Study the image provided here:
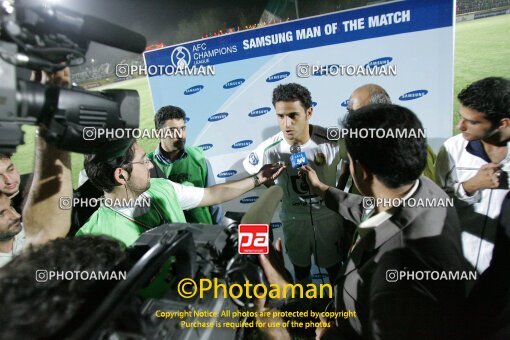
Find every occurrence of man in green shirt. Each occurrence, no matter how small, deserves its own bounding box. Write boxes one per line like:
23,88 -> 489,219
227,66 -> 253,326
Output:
147,105 -> 222,224
77,140 -> 284,246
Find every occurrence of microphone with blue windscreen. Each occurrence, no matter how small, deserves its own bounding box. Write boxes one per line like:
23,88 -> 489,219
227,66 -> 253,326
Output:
290,145 -> 308,169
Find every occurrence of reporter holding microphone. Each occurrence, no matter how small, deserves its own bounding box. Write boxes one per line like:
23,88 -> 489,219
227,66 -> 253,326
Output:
435,77 -> 510,273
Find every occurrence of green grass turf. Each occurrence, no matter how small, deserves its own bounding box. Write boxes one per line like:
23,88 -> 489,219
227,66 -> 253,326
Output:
10,14 -> 510,188
453,14 -> 510,128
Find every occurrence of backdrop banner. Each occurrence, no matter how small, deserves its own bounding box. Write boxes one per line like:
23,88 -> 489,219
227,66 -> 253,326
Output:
144,0 -> 454,274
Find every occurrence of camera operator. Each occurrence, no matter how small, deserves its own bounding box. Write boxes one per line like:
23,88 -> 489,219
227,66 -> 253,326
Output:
256,104 -> 470,339
0,68 -> 72,267
77,141 -> 285,246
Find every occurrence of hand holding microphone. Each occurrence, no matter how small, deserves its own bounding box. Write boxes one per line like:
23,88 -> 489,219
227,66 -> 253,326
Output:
256,163 -> 287,186
300,165 -> 330,199
462,163 -> 503,194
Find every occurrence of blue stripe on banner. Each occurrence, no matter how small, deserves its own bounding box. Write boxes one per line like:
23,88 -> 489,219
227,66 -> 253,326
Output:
144,0 -> 452,76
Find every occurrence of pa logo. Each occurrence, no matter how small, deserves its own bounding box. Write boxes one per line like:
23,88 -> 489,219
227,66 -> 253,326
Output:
170,46 -> 191,69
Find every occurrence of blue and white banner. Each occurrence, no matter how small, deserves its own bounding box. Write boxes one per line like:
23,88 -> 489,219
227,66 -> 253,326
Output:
144,0 -> 454,215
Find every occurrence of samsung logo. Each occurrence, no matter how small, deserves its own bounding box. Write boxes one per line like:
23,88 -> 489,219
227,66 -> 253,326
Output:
341,99 -> 349,107
198,143 -> 213,151
217,170 -> 237,178
248,107 -> 271,117
399,90 -> 429,101
208,112 -> 229,122
270,222 -> 283,229
240,196 -> 259,204
312,101 -> 317,107
365,57 -> 393,68
223,78 -> 245,89
266,71 -> 290,82
185,117 -> 190,123
184,85 -> 204,95
312,272 -> 329,280
232,139 -> 253,149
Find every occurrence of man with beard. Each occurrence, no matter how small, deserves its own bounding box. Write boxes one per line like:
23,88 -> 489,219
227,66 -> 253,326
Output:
436,77 -> 510,273
0,193 -> 23,267
147,105 -> 222,224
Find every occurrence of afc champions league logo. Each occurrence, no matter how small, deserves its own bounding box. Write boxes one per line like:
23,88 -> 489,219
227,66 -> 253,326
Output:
170,46 -> 192,70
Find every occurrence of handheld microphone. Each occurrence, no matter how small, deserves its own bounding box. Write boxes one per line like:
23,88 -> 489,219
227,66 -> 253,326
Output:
290,145 -> 308,169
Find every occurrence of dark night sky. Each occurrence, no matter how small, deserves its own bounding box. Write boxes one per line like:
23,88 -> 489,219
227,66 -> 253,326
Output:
51,0 -> 372,66
57,0 -> 270,64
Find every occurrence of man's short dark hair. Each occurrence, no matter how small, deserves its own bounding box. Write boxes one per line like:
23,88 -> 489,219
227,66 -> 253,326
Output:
344,104 -> 427,188
458,77 -> 510,126
0,153 -> 12,160
0,236 -> 127,338
272,83 -> 313,110
84,140 -> 136,192
154,105 -> 186,129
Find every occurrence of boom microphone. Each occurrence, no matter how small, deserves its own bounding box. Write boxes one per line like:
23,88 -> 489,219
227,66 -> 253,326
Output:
241,185 -> 283,225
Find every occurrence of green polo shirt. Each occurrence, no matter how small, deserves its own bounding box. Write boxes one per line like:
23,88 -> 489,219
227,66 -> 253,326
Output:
77,178 -> 187,246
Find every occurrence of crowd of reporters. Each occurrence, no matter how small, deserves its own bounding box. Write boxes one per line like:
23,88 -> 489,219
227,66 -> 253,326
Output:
0,68 -> 508,339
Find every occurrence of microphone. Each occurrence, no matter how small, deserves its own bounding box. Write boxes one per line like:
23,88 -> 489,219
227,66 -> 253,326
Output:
290,144 -> 308,169
241,185 -> 283,225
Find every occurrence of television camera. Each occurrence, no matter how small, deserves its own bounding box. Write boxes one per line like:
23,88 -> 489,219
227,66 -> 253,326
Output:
68,186 -> 286,340
0,0 -> 146,155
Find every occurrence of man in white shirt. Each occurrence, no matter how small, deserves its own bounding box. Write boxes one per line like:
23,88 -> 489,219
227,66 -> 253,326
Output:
243,83 -> 344,283
436,77 -> 510,273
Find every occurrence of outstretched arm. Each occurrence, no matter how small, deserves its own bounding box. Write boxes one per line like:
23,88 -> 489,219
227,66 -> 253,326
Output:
23,68 -> 72,244
198,163 -> 285,207
23,130 -> 72,244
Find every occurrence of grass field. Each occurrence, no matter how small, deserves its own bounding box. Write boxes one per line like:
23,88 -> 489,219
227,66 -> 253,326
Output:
11,14 -> 510,188
453,14 -> 510,126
